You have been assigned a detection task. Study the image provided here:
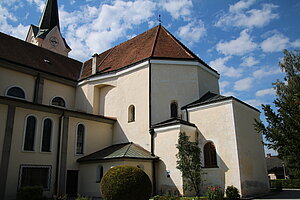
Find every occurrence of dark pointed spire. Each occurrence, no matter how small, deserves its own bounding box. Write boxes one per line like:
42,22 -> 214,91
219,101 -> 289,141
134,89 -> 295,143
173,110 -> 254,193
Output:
38,0 -> 60,31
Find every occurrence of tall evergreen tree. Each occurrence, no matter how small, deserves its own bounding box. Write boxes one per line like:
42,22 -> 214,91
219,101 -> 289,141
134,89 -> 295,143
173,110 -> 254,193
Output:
176,132 -> 203,196
255,49 -> 300,177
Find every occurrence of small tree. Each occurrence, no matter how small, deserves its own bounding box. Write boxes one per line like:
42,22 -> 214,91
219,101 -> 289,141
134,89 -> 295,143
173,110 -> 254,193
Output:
176,132 -> 203,196
255,49 -> 300,177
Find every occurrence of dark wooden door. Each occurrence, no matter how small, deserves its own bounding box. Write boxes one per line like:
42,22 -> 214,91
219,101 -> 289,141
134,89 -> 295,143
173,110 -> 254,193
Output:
66,170 -> 78,197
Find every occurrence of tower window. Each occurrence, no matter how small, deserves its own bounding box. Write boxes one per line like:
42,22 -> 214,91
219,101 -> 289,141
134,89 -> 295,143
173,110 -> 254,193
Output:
170,101 -> 178,118
76,124 -> 85,154
204,142 -> 218,168
51,97 -> 66,107
6,86 -> 25,99
41,118 -> 53,152
23,115 -> 37,151
96,165 -> 104,183
128,105 -> 135,122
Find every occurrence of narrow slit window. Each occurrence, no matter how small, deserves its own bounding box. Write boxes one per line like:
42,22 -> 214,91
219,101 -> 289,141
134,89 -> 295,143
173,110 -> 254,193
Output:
76,124 -> 85,154
24,116 -> 37,151
41,118 -> 53,152
170,101 -> 178,118
128,105 -> 135,122
96,165 -> 104,183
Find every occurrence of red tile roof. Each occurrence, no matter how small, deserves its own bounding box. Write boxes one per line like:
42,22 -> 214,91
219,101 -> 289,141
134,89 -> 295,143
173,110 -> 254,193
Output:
0,32 -> 82,81
81,25 -> 215,79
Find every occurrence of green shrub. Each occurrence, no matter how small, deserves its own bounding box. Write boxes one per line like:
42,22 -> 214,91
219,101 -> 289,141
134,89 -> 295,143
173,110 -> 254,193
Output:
100,165 -> 152,200
206,186 -> 224,200
16,186 -> 43,200
270,179 -> 300,189
225,186 -> 240,200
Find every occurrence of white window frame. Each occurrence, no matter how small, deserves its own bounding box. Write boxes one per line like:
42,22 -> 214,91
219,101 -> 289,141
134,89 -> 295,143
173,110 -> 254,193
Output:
5,85 -> 27,100
22,114 -> 38,152
75,123 -> 86,155
18,165 -> 52,190
40,117 -> 54,153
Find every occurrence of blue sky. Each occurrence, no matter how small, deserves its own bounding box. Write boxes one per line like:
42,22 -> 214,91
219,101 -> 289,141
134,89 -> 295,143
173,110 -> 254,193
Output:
1,0 -> 300,155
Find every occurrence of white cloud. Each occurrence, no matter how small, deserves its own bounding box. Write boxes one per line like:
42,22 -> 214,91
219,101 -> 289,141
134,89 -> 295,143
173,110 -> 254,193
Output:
229,0 -> 255,13
241,56 -> 259,67
0,4 -> 29,39
255,88 -> 275,97
209,56 -> 243,77
177,20 -> 206,45
216,1 -> 279,28
252,67 -> 282,79
245,99 -> 264,108
26,0 -> 45,12
261,33 -> 289,53
160,0 -> 192,20
57,0 -> 157,61
216,29 -> 257,56
234,77 -> 253,91
291,39 -> 300,48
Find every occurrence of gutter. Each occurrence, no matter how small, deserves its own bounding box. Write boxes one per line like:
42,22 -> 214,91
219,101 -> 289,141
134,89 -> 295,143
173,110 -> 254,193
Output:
54,112 -> 64,196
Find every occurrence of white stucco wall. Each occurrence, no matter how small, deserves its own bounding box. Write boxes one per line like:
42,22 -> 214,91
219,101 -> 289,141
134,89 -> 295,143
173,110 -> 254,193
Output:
77,64 -> 150,151
0,104 -> 8,169
5,108 -> 60,200
0,67 -> 35,102
232,101 -> 269,196
78,160 -> 153,197
43,79 -> 76,109
188,101 -> 242,192
67,117 -> 113,170
154,124 -> 197,196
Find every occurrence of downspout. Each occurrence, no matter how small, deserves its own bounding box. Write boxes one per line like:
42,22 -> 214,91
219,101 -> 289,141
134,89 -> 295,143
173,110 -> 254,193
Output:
149,59 -> 157,195
33,73 -> 41,104
185,108 -> 189,122
55,112 -> 64,196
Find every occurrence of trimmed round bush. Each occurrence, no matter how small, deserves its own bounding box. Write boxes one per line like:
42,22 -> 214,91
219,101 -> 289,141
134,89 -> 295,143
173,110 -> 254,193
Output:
100,165 -> 152,200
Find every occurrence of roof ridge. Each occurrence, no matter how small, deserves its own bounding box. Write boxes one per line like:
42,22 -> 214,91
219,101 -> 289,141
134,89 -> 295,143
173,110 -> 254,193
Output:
123,143 -> 133,157
97,47 -> 115,72
150,25 -> 161,57
160,26 -> 194,58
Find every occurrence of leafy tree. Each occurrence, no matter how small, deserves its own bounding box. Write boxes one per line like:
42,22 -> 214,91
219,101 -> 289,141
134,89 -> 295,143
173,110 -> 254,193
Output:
176,132 -> 203,196
255,49 -> 300,177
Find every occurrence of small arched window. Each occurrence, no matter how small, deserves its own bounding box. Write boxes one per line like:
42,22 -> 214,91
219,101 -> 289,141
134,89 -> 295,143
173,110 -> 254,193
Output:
204,142 -> 218,168
6,86 -> 25,99
41,118 -> 53,152
96,165 -> 104,183
128,105 -> 135,122
51,97 -> 66,107
76,124 -> 85,154
23,116 -> 37,151
170,101 -> 178,118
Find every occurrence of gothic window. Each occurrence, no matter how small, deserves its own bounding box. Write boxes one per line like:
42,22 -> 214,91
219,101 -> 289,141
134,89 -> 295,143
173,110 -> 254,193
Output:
41,118 -> 53,152
23,115 -> 37,151
170,101 -> 178,118
19,165 -> 51,190
51,97 -> 66,107
6,86 -> 25,99
76,124 -> 85,154
128,105 -> 135,122
96,165 -> 104,183
204,142 -> 218,168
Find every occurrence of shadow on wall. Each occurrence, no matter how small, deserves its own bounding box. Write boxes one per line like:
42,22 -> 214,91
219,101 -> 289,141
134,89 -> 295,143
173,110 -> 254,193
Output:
156,160 -> 179,196
197,130 -> 229,195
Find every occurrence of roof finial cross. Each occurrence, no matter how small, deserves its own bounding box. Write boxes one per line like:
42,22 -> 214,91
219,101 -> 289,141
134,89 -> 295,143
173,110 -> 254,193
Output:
158,14 -> 162,25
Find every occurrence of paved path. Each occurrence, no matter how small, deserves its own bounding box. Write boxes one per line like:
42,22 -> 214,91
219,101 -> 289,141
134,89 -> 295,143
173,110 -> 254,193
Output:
253,189 -> 300,200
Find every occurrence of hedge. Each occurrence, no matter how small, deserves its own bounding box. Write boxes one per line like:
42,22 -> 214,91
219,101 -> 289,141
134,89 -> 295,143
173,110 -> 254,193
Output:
270,179 -> 300,189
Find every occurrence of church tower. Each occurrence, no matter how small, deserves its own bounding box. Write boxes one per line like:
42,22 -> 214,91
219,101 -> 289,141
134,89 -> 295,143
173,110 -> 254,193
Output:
25,0 -> 71,56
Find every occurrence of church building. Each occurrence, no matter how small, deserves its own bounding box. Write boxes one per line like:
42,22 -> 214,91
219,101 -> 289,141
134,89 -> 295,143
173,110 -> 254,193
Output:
0,0 -> 269,199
